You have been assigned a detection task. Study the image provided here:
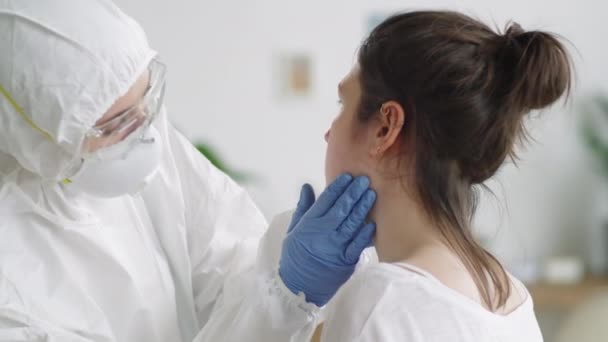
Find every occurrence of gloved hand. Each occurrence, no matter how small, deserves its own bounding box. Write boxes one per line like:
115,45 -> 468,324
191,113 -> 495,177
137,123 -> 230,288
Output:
278,173 -> 377,307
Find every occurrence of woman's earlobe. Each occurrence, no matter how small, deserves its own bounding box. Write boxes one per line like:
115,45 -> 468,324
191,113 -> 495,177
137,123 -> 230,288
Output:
369,145 -> 383,158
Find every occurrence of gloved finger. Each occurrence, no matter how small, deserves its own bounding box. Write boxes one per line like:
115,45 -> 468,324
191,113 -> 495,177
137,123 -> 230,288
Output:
288,183 -> 316,233
327,176 -> 370,224
344,222 -> 376,264
338,189 -> 376,237
307,173 -> 353,218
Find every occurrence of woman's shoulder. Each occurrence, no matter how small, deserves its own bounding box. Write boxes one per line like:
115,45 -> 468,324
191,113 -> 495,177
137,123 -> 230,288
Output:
323,263 -> 476,341
324,262 -> 540,341
336,262 -> 442,311
340,260 -> 533,318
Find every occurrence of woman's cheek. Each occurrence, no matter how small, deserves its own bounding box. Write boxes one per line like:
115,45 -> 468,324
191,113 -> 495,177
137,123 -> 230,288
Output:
324,139 -> 339,186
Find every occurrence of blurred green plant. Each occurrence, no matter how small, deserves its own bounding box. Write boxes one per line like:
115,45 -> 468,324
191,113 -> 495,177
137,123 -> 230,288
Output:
580,94 -> 608,178
194,143 -> 250,183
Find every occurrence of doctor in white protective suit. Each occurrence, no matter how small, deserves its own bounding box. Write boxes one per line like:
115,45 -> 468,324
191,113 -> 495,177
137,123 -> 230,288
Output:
0,1 -> 378,341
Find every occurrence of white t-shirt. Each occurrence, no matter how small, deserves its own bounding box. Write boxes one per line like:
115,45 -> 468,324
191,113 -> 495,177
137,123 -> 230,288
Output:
322,262 -> 543,342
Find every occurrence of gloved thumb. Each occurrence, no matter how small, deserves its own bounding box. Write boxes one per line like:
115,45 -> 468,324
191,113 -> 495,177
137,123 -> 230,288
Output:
287,183 -> 316,233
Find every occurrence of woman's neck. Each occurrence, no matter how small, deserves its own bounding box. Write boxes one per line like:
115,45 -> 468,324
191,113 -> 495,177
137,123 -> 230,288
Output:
369,178 -> 515,312
370,181 -> 448,263
370,179 -> 488,306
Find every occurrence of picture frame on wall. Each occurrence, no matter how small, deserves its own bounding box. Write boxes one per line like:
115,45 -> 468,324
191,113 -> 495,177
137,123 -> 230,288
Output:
275,53 -> 313,100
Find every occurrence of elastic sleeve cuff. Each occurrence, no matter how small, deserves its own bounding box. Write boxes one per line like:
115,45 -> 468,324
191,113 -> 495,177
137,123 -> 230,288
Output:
257,270 -> 321,331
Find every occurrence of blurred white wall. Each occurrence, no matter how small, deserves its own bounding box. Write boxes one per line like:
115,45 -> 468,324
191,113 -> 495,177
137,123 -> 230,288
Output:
115,0 -> 607,269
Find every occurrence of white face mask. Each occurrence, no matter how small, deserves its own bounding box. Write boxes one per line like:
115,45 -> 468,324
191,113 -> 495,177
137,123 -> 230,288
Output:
65,126 -> 162,198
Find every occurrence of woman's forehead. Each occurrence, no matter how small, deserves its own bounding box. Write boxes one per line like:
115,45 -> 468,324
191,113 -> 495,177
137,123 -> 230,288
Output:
340,65 -> 361,94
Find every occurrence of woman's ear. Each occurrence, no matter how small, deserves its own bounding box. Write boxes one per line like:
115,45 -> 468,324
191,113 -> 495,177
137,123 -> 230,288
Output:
370,100 -> 405,157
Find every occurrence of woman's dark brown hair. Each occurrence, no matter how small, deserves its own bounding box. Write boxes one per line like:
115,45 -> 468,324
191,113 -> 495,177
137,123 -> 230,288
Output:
357,10 -> 572,310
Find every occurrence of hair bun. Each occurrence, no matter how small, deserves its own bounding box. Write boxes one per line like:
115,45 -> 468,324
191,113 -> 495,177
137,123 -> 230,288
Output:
497,22 -> 526,60
503,22 -> 525,41
489,21 -> 572,113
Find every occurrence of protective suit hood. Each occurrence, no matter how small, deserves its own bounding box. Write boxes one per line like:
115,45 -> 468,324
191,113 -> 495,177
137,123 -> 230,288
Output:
0,0 -> 156,180
0,1 -> 333,341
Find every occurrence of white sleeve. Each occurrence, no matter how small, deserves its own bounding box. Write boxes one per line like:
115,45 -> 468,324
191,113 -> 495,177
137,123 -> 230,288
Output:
192,212 -> 320,342
165,127 -> 320,341
0,275 -> 92,342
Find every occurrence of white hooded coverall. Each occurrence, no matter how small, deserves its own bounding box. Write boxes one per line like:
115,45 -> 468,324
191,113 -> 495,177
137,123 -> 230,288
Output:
0,0 -> 321,341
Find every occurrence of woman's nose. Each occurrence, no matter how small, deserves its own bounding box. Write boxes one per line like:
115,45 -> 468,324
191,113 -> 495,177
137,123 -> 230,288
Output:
324,129 -> 330,142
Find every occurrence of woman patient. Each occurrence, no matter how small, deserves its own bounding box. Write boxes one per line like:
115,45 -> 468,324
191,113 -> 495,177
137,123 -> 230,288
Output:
320,10 -> 572,341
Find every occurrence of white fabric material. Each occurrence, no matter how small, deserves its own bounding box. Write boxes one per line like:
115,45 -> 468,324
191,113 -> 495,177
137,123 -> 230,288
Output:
322,262 -> 544,342
67,126 -> 163,198
0,0 -> 155,180
0,1 -> 320,341
0,109 -> 321,342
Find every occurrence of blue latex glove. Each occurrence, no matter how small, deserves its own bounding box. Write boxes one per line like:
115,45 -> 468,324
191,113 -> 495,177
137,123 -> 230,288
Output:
278,174 -> 377,306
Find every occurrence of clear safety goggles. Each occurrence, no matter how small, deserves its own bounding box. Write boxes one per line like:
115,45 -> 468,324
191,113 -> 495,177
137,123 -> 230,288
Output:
81,59 -> 166,155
